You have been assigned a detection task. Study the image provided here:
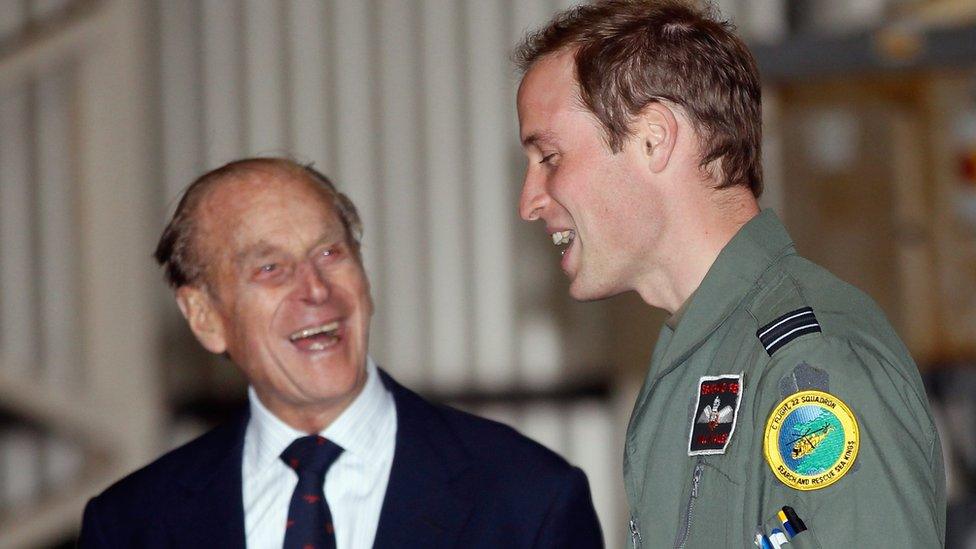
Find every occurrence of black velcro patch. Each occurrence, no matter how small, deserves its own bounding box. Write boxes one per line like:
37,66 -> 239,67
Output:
756,307 -> 821,356
688,374 -> 742,455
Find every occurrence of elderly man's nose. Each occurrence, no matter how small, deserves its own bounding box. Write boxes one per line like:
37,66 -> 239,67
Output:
298,262 -> 330,303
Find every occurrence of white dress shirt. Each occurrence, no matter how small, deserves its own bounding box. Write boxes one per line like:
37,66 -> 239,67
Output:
242,359 -> 397,549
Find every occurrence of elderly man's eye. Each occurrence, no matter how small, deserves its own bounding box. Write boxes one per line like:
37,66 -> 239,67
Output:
316,247 -> 342,262
260,263 -> 277,273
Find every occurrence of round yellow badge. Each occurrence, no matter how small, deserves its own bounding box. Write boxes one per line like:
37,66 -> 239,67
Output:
763,390 -> 859,491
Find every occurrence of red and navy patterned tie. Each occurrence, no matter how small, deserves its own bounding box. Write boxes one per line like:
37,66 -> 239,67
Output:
280,435 -> 343,549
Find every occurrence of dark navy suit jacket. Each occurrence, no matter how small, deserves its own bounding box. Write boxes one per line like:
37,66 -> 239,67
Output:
78,371 -> 603,548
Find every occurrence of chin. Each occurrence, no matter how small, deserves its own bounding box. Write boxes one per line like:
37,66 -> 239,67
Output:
569,275 -> 624,303
568,282 -> 606,302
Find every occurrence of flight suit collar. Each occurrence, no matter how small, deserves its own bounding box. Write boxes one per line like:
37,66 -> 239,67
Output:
656,209 -> 795,375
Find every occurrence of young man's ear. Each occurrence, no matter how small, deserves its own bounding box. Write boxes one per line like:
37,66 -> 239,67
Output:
638,102 -> 678,174
175,286 -> 227,355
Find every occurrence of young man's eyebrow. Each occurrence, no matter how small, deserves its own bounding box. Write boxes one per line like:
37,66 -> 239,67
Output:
521,130 -> 557,148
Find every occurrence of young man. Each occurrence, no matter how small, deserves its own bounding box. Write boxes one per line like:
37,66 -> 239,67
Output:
79,158 -> 603,548
515,1 -> 945,547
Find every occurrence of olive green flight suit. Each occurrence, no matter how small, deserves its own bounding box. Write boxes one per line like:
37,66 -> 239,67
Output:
623,210 -> 945,548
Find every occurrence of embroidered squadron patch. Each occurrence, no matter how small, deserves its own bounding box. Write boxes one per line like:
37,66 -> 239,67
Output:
763,390 -> 859,490
688,374 -> 743,455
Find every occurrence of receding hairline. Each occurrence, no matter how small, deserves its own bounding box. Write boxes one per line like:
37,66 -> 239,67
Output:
156,157 -> 362,289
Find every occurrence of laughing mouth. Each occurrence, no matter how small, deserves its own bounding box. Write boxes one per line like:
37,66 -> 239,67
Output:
289,321 -> 341,351
551,229 -> 575,256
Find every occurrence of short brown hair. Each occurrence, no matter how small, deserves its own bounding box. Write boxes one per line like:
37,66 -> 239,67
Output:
514,0 -> 763,196
154,158 -> 363,289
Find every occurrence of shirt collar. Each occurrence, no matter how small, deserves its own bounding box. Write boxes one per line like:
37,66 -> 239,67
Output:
656,209 -> 795,371
245,357 -> 394,474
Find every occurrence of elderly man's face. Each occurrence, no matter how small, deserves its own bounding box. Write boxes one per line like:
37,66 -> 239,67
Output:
179,173 -> 372,429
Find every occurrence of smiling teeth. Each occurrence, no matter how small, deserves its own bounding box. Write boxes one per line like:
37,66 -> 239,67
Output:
289,321 -> 340,341
551,230 -> 575,246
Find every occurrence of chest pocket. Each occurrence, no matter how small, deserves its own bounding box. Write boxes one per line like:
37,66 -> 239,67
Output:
675,452 -> 742,547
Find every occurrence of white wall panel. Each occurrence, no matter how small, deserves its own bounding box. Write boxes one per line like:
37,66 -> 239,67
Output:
42,436 -> 82,494
569,401 -> 621,548
0,87 -> 36,379
466,0 -> 517,390
35,66 -> 79,389
243,0 -> 286,154
421,0 -> 470,392
286,0 -> 331,167
518,313 -> 564,389
376,0 -> 426,386
159,0 -> 202,202
0,429 -> 41,508
512,0 -> 553,46
520,402 -> 566,454
331,0 -> 384,362
201,0 -> 244,168
511,0 -> 569,389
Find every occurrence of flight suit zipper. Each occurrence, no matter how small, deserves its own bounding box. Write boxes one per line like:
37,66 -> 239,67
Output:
674,459 -> 704,548
629,517 -> 643,549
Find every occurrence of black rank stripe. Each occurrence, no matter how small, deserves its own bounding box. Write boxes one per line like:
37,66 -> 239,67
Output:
756,307 -> 821,355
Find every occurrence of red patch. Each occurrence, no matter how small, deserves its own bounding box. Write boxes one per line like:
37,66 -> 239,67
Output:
302,494 -> 321,504
316,437 -> 326,445
286,519 -> 295,528
289,458 -> 300,469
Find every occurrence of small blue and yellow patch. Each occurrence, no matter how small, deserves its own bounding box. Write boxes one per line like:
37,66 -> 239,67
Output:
763,390 -> 859,490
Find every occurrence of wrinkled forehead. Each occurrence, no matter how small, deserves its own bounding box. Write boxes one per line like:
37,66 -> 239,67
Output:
193,172 -> 345,259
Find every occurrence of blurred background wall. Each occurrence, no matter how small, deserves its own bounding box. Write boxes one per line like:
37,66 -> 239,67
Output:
0,0 -> 974,547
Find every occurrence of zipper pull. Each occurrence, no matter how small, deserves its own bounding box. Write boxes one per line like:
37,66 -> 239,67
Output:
630,517 -> 643,548
691,462 -> 704,498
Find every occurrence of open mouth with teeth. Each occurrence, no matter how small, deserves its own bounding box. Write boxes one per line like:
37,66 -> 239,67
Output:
551,229 -> 576,256
288,320 -> 341,352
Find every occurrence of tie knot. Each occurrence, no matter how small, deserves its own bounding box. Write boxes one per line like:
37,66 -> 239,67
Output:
280,435 -> 343,477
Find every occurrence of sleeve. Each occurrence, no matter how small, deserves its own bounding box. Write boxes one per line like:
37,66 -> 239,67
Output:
531,466 -> 604,549
752,335 -> 945,547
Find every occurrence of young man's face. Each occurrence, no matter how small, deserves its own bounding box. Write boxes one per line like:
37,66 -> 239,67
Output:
517,51 -> 661,301
182,172 -> 373,428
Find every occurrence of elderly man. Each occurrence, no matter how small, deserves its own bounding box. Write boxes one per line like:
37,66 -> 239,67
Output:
78,158 -> 603,548
514,1 -> 945,547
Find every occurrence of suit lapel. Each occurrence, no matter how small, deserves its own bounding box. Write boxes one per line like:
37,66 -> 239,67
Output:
373,371 -> 475,548
166,411 -> 249,548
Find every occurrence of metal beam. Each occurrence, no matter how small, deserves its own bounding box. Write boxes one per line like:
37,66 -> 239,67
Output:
752,23 -> 976,83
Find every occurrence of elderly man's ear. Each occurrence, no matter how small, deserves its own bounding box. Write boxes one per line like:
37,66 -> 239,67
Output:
176,286 -> 228,355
